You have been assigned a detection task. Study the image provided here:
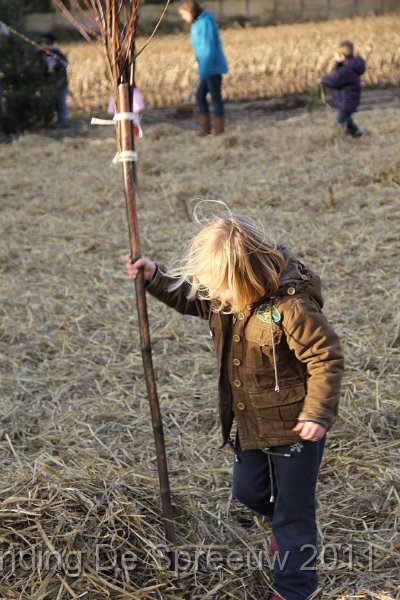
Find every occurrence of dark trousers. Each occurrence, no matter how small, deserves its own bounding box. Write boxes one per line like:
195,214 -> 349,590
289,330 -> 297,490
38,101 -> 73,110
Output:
57,85 -> 68,125
336,110 -> 361,136
196,75 -> 224,117
232,434 -> 326,600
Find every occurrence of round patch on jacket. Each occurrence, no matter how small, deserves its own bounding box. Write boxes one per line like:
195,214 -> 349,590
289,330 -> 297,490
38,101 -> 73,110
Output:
256,304 -> 281,324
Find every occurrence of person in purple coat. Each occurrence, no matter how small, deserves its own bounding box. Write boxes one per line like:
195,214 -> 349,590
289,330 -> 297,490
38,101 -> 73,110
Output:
321,40 -> 365,137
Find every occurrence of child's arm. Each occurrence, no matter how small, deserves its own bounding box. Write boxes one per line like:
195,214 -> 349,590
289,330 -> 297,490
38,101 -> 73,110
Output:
283,297 -> 344,432
194,18 -> 219,79
321,68 -> 351,90
126,255 -> 210,320
293,420 -> 326,441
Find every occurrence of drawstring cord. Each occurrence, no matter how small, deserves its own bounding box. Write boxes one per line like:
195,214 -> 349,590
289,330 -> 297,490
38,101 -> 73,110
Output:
267,453 -> 275,502
227,437 -> 240,462
228,438 -> 292,504
261,448 -> 292,458
268,299 -> 280,392
261,447 -> 292,503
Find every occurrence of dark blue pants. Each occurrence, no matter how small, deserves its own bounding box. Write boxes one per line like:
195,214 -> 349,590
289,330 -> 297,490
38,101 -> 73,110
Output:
232,434 -> 326,600
196,75 -> 224,117
336,110 -> 362,136
57,86 -> 69,125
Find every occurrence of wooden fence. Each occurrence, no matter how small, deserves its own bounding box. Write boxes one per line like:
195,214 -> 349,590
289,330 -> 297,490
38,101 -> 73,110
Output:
208,0 -> 400,20
24,0 -> 400,33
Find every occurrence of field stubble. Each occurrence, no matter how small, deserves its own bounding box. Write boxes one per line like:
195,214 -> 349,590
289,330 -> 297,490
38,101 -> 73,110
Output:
0,98 -> 399,598
65,14 -> 400,114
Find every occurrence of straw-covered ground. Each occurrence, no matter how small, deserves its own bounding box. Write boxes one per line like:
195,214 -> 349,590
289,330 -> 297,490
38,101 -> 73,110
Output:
65,14 -> 400,114
0,100 -> 399,599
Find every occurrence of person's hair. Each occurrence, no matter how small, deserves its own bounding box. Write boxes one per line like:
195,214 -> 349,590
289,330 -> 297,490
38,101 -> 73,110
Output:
170,215 -> 285,313
178,0 -> 203,20
337,39 -> 354,57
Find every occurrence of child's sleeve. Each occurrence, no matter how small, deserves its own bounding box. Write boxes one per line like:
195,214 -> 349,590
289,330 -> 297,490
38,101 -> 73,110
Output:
321,68 -> 351,89
194,19 -> 218,79
145,264 -> 210,320
283,297 -> 344,430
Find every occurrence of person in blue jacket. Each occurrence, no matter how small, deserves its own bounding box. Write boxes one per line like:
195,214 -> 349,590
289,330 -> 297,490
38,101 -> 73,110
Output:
321,40 -> 365,138
179,0 -> 228,136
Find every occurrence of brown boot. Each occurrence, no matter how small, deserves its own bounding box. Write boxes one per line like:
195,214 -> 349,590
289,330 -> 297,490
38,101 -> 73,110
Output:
213,115 -> 224,135
197,113 -> 210,137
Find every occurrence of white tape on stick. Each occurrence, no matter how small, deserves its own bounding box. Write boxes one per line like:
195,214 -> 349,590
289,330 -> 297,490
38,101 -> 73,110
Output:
112,150 -> 138,165
91,113 -> 140,126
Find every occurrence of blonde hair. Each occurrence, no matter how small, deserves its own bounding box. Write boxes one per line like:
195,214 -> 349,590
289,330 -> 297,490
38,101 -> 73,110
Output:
337,39 -> 354,57
170,215 -> 284,313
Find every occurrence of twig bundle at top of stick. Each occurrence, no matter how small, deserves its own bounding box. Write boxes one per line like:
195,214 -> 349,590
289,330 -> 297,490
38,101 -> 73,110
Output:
55,1 -> 138,112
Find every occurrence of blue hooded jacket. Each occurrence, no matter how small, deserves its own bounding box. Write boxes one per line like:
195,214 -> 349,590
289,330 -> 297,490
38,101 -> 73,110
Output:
190,10 -> 228,79
322,56 -> 366,113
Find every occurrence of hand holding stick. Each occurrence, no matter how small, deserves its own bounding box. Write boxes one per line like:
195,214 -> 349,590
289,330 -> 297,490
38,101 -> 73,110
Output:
126,255 -> 156,282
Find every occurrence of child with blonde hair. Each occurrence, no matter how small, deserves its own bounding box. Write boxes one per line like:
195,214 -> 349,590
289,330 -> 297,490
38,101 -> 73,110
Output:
321,39 -> 365,137
126,214 -> 344,600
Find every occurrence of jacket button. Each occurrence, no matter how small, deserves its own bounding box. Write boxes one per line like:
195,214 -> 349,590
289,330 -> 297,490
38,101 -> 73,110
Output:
233,334 -> 241,342
233,379 -> 242,387
232,358 -> 241,366
237,402 -> 245,411
237,312 -> 245,320
301,274 -> 308,280
287,286 -> 296,295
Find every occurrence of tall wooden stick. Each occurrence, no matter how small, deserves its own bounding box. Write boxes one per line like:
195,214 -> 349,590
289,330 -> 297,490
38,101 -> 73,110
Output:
118,83 -> 177,557
54,0 -> 177,563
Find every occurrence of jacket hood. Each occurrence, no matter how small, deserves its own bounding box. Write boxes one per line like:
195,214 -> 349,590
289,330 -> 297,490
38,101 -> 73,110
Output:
344,56 -> 366,75
276,245 -> 324,308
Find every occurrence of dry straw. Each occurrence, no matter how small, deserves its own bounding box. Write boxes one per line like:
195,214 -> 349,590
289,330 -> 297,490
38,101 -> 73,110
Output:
0,25 -> 399,600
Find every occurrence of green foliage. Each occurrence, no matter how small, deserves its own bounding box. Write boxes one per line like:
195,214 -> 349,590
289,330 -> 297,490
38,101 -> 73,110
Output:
0,0 -> 24,27
0,0 -> 61,134
306,84 -> 327,113
27,0 -> 55,11
0,35 -> 58,134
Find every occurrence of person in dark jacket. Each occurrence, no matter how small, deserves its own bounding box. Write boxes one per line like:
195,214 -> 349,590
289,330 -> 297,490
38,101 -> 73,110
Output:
321,39 -> 365,137
40,32 -> 69,127
125,214 -> 344,600
178,0 -> 228,136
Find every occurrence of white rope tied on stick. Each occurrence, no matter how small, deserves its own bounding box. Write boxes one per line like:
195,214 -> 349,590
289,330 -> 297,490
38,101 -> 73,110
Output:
113,112 -> 138,123
112,150 -> 138,164
91,113 -> 139,165
91,112 -> 140,126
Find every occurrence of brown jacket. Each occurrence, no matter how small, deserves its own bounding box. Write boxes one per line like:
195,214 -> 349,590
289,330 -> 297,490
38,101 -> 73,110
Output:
147,247 -> 344,450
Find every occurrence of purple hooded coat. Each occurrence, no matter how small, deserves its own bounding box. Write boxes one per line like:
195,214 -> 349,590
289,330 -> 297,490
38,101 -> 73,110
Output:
322,56 -> 366,113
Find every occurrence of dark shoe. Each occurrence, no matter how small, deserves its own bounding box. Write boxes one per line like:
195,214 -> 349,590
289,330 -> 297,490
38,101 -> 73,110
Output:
345,126 -> 363,137
213,115 -> 224,135
197,113 -> 210,137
